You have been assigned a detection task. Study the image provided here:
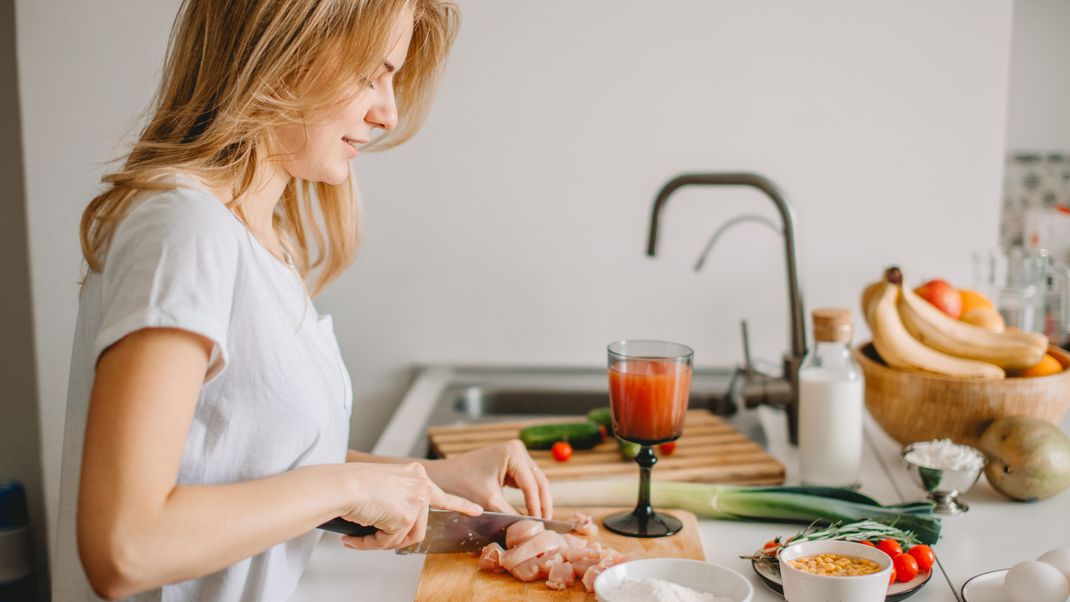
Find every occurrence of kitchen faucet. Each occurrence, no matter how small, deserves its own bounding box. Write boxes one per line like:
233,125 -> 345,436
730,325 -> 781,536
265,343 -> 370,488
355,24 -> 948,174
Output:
646,172 -> 807,444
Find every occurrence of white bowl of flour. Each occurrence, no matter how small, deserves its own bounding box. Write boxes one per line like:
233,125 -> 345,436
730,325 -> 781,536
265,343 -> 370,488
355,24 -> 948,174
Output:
594,558 -> 753,602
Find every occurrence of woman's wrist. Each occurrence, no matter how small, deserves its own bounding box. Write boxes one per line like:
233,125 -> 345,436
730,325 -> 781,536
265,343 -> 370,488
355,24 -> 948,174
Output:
299,463 -> 364,521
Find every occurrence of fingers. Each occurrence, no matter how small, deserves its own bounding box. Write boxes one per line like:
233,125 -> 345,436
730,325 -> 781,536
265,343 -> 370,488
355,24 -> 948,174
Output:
430,485 -> 483,517
509,457 -> 543,519
533,462 -> 553,520
483,493 -> 519,516
396,504 -> 430,550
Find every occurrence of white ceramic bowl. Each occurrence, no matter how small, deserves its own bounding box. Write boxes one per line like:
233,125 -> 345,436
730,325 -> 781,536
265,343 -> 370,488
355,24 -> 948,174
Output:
777,540 -> 893,602
594,558 -> 753,602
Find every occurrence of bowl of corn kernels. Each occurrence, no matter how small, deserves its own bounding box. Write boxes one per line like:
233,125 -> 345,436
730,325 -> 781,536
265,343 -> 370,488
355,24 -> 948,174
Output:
778,540 -> 893,602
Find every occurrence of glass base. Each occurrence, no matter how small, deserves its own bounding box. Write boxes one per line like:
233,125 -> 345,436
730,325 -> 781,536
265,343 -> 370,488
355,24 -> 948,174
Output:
603,509 -> 682,538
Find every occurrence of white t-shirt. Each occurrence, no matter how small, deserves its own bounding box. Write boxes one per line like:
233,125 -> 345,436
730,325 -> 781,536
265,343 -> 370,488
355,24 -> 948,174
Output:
54,178 -> 353,601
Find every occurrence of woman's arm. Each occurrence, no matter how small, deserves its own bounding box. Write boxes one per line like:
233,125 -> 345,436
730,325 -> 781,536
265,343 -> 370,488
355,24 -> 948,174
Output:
78,328 -> 479,600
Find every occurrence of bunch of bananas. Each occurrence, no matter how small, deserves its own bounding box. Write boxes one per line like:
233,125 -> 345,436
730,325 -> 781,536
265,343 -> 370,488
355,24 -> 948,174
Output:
862,267 -> 1049,380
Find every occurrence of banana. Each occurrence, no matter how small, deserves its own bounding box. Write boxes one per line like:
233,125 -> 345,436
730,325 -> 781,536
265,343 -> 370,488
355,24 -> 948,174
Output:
894,272 -> 1047,371
865,273 -> 1004,380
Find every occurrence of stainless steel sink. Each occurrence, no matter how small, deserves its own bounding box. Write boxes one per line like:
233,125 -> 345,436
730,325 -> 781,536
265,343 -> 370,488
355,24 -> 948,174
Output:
408,365 -> 767,457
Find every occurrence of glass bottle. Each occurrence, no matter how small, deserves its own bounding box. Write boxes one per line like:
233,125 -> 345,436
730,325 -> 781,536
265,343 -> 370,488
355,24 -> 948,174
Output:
798,308 -> 864,487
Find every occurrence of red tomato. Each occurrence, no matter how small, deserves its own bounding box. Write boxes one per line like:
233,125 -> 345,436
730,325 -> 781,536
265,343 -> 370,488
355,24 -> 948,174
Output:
551,441 -> 573,462
877,539 -> 903,558
888,566 -> 896,585
858,540 -> 876,548
658,442 -> 677,456
907,544 -> 935,571
893,553 -> 919,582
598,424 -> 608,442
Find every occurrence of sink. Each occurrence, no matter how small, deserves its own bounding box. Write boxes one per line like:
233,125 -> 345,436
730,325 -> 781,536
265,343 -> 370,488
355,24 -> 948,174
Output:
406,365 -> 767,458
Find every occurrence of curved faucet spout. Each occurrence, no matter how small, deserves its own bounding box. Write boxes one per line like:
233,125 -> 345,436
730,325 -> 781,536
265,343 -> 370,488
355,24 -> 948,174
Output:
646,172 -> 806,361
646,172 -> 808,444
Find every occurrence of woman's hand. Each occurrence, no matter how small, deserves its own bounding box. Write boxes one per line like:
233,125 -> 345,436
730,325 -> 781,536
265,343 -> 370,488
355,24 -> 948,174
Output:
338,462 -> 482,551
424,440 -> 554,520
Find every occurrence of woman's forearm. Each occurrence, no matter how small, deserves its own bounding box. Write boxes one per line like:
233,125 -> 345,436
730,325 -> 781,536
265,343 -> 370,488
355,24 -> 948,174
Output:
346,449 -> 433,465
80,462 -> 353,600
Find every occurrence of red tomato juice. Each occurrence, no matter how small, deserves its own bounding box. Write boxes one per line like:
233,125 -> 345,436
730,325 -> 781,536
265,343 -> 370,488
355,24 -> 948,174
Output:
608,361 -> 691,444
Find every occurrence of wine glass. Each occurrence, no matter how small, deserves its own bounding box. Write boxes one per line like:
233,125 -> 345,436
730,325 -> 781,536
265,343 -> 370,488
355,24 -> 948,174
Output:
604,340 -> 693,537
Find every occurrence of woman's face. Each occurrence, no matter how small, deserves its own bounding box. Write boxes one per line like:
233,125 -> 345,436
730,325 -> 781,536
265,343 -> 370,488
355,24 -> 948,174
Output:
273,11 -> 414,185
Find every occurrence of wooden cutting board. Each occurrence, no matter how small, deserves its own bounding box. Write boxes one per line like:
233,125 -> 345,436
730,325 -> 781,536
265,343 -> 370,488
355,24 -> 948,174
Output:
413,507 -> 704,601
427,409 -> 784,485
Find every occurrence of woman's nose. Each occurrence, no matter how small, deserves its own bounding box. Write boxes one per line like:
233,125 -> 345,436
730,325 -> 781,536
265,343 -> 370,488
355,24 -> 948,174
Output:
366,85 -> 398,131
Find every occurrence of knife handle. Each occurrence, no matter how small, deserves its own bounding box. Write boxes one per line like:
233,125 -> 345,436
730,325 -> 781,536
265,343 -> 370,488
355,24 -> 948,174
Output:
318,517 -> 378,537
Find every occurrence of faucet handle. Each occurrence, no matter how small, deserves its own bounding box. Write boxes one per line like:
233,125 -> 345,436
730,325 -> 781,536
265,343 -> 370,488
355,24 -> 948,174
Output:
740,319 -> 754,376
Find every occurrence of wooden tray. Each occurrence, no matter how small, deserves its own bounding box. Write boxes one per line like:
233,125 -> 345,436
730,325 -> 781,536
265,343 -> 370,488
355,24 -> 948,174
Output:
427,409 -> 784,485
414,507 -> 704,601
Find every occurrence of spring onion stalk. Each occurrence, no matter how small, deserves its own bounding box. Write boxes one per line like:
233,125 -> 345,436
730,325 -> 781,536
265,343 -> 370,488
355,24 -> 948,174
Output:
506,478 -> 941,544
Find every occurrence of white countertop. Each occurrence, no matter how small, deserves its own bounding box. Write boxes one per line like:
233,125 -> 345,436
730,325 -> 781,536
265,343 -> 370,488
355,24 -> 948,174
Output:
292,368 -> 1070,601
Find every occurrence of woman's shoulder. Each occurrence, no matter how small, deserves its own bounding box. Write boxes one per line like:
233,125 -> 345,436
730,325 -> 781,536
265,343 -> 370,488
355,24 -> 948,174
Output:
115,179 -> 247,249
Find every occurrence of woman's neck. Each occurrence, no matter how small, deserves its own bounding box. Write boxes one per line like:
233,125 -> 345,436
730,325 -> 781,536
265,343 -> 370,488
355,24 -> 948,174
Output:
204,162 -> 291,256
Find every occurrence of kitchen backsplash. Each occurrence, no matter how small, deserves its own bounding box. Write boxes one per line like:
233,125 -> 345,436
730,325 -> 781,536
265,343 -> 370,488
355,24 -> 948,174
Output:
1002,152 -> 1070,247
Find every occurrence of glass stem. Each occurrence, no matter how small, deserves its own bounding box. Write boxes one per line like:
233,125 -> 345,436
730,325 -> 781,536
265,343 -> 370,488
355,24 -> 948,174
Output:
633,445 -> 656,521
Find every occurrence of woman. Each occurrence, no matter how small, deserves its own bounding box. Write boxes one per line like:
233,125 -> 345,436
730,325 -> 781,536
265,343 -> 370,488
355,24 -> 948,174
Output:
54,1 -> 553,600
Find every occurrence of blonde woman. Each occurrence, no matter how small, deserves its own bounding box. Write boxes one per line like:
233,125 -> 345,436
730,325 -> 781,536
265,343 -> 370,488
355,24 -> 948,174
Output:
55,1 -> 553,600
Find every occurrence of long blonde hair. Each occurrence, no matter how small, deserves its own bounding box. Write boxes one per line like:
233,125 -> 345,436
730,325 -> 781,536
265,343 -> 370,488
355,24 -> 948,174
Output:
80,0 -> 458,296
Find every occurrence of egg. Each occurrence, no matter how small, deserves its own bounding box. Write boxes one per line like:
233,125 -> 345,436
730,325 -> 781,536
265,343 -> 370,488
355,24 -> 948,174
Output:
1004,560 -> 1070,602
1038,548 -> 1070,587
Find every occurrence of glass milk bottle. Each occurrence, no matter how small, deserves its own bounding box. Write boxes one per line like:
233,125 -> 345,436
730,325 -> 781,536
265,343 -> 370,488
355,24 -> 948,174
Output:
798,308 -> 864,487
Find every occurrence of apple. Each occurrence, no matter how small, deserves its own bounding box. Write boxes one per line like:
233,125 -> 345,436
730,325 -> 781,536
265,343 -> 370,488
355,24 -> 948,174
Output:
914,279 -> 962,319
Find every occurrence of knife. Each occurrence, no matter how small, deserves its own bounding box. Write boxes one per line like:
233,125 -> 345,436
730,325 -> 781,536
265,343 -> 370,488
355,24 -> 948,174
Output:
318,510 -> 573,554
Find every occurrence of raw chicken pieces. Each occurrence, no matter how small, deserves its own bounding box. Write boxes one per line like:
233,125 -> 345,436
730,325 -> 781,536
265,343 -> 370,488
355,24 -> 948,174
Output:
477,513 -> 630,593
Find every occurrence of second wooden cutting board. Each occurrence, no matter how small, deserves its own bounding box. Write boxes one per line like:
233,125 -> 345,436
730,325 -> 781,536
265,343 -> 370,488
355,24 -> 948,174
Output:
413,507 -> 705,601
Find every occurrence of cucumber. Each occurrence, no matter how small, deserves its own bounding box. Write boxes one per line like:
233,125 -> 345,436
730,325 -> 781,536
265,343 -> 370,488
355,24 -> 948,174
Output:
586,407 -> 614,436
618,438 -> 641,461
520,422 -> 602,450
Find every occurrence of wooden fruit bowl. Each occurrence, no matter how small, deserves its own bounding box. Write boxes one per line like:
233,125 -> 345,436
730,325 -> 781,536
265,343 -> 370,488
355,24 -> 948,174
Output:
854,343 -> 1070,447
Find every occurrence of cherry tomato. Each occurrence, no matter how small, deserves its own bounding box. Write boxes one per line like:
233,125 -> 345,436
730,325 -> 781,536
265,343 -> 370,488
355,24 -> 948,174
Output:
888,566 -> 896,585
877,538 -> 903,558
762,540 -> 779,556
658,442 -> 677,456
858,540 -> 876,548
598,424 -> 608,442
893,553 -> 919,582
551,441 -> 573,462
907,544 -> 935,571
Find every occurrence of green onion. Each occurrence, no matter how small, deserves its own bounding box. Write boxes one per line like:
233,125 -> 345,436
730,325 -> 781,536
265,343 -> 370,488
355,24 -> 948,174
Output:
507,478 -> 941,544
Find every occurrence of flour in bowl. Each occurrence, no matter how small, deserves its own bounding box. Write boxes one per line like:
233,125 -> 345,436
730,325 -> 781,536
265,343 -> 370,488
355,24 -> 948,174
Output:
600,577 -> 732,602
904,438 -> 985,470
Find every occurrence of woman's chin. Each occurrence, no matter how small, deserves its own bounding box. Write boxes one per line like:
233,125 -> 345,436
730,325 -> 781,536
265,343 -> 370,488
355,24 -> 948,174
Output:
309,167 -> 352,187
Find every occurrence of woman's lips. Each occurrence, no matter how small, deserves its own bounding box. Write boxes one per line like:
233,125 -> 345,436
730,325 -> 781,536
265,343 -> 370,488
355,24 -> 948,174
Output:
342,137 -> 365,158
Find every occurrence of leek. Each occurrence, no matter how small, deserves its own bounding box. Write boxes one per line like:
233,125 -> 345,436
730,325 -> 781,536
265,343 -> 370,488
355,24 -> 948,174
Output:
507,478 -> 941,544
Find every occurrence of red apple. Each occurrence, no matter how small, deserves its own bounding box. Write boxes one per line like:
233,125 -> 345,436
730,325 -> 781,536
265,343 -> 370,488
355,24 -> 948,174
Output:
914,279 -> 962,319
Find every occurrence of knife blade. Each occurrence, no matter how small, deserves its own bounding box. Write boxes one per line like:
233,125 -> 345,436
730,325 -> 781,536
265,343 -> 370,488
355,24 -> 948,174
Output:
318,510 -> 573,555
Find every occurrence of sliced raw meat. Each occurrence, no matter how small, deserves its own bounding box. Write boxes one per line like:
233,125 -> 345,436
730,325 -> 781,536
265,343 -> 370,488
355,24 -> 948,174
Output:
505,519 -> 545,548
476,512 -> 632,592
545,561 -> 576,590
562,533 -> 588,549
571,556 -> 598,579
570,512 -> 598,537
477,542 -> 505,574
510,556 -> 542,582
500,530 -> 566,571
581,562 -> 606,593
536,552 -> 563,578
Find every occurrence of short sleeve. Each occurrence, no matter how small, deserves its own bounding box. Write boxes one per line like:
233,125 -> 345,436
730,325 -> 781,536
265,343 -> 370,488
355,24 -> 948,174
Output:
93,188 -> 242,382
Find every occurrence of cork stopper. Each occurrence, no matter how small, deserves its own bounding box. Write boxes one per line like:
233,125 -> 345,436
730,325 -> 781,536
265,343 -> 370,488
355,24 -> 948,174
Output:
811,308 -> 853,343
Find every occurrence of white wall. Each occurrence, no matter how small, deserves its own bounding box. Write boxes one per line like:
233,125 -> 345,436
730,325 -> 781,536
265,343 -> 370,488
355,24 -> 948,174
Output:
1006,0 -> 1070,149
17,0 -> 1012,563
